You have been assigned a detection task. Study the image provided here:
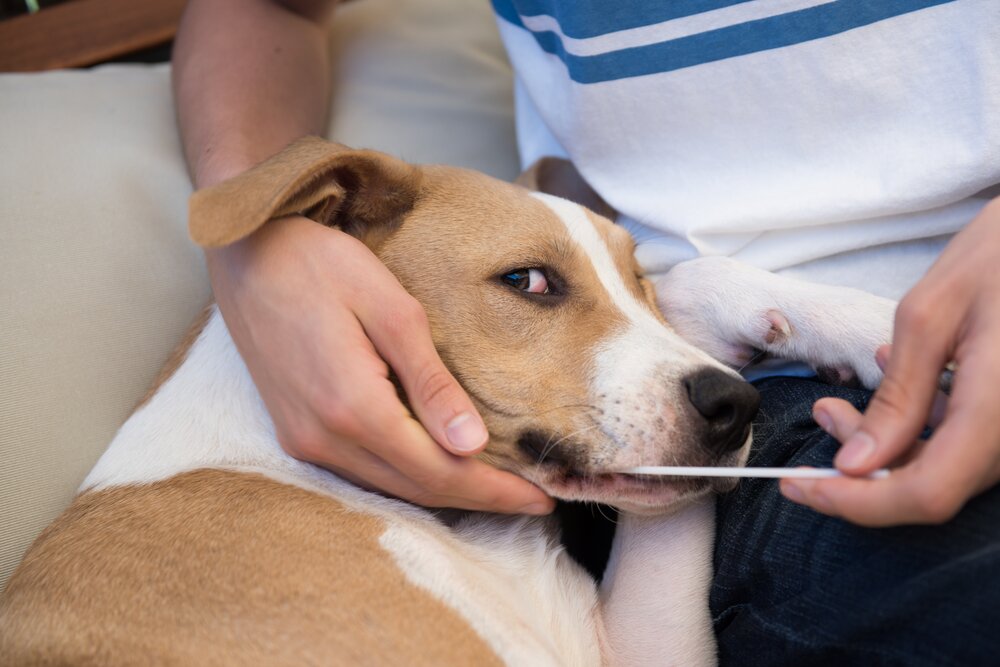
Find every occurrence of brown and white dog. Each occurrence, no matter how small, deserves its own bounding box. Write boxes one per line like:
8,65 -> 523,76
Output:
0,138 -> 895,666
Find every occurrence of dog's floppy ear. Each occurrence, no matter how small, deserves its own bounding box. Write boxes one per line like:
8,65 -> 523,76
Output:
189,136 -> 421,248
515,157 -> 618,222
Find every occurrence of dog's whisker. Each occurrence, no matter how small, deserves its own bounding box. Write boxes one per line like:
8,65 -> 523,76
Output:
537,424 -> 599,467
533,433 -> 558,472
531,424 -> 601,482
593,502 -> 618,526
736,348 -> 768,374
531,432 -> 561,479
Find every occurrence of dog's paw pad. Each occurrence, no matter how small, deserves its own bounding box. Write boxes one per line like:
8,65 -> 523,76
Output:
816,365 -> 862,388
764,310 -> 791,345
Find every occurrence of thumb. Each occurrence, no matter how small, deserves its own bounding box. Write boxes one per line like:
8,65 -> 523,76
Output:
403,355 -> 490,456
835,310 -> 946,474
367,299 -> 489,456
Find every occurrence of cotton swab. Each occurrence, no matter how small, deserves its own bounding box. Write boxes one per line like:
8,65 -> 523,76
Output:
622,466 -> 890,480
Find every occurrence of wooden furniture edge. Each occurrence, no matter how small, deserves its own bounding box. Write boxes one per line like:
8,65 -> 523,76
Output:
0,0 -> 187,72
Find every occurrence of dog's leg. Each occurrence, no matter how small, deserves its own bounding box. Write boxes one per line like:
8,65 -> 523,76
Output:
656,257 -> 896,389
599,498 -> 717,667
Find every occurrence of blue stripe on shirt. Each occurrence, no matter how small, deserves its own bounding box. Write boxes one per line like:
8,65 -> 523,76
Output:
493,0 -> 958,83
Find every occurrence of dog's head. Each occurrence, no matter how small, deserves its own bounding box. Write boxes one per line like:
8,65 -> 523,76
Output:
191,138 -> 759,514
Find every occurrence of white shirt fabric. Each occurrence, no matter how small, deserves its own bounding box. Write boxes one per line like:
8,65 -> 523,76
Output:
493,0 -> 1000,300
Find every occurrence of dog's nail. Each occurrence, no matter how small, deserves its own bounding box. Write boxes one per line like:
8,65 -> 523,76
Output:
817,365 -> 856,386
446,413 -> 487,453
764,310 -> 791,344
837,432 -> 875,469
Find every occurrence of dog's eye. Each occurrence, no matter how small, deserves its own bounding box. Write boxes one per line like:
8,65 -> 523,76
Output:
501,268 -> 550,294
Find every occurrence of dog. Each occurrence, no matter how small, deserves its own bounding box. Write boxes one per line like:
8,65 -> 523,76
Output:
0,138 -> 895,665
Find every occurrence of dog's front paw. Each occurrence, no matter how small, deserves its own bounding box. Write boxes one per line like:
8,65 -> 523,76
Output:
761,306 -> 891,389
656,257 -> 895,389
654,258 -> 783,367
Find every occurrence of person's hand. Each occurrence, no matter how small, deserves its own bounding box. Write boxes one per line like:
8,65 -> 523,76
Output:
207,214 -> 554,514
780,198 -> 1000,526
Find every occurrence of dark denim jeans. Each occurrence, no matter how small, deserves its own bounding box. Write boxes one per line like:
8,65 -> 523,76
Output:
711,377 -> 1000,666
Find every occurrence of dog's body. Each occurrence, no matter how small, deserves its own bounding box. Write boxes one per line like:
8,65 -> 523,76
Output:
0,139 -> 895,666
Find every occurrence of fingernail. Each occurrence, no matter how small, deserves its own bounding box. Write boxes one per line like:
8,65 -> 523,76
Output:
782,482 -> 805,504
814,410 -> 833,434
520,501 -> 553,515
445,412 -> 488,453
837,431 -> 876,469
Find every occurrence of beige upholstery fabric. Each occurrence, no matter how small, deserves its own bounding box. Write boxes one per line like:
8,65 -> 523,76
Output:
0,0 -> 518,591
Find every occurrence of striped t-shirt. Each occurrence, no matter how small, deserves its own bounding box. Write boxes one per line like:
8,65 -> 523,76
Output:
493,0 -> 1000,299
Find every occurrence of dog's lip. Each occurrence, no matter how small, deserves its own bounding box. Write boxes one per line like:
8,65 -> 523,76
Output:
563,471 -> 701,490
541,470 -> 706,506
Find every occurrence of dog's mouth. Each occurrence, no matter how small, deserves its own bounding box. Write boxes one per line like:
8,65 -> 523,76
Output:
514,430 -> 739,510
542,470 -> 708,509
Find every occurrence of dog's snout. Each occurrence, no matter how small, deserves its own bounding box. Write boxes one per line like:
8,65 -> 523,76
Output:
683,368 -> 760,454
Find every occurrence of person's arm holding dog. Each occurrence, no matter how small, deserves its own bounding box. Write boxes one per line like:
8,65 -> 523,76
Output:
172,0 -> 553,515
782,197 -> 1000,526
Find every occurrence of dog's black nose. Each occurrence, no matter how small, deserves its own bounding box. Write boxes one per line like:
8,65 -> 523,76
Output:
683,368 -> 760,454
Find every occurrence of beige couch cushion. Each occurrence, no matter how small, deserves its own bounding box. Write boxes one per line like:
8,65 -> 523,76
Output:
0,0 -> 518,591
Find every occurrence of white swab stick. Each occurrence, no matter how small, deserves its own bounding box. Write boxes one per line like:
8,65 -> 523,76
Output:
623,466 -> 890,480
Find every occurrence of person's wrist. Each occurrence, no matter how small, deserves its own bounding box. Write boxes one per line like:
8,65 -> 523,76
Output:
195,149 -> 293,285
192,149 -> 259,190
203,215 -> 315,290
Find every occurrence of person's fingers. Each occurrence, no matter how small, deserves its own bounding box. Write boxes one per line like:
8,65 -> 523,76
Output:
312,377 -> 552,514
815,390 -> 948,440
877,344 -> 949,429
303,431 -> 553,514
812,397 -> 863,444
361,293 -> 488,456
374,411 -> 553,514
918,339 -> 1000,490
874,344 -> 891,372
878,343 -> 954,401
784,345 -> 1000,526
412,457 -> 556,514
834,297 -> 953,475
780,428 -> 994,527
783,398 -> 869,514
290,228 -> 485,457
280,360 -> 551,514
927,390 -> 949,429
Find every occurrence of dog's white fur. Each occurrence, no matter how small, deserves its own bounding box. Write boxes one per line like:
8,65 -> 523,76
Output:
77,195 -> 891,666
601,500 -> 717,665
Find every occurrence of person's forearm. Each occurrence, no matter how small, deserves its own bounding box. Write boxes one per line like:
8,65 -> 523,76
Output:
173,0 -> 336,189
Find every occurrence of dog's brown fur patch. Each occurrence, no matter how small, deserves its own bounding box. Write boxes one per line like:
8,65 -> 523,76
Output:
0,470 -> 501,666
